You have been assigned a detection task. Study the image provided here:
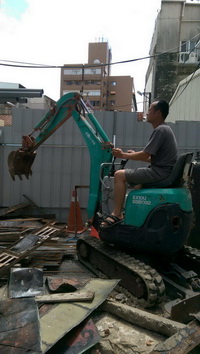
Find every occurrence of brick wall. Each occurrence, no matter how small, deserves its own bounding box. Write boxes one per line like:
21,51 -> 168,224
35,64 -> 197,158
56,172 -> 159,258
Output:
0,115 -> 12,126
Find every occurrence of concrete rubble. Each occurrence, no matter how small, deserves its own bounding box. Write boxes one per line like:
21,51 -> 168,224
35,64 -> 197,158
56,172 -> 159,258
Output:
0,214 -> 200,353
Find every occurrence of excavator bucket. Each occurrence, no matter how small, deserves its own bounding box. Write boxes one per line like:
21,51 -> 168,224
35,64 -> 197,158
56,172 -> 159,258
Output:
8,150 -> 37,181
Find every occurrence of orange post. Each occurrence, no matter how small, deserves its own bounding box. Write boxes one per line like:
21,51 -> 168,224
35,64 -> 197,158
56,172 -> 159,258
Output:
67,190 -> 86,234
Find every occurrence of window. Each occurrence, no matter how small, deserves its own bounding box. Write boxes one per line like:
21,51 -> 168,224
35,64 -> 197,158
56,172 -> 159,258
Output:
64,69 -> 82,75
66,81 -> 73,85
180,41 -> 187,52
82,90 -> 100,96
180,40 -> 199,53
92,81 -> 101,85
90,101 -> 100,107
84,80 -> 101,85
84,68 -> 101,75
179,40 -> 200,63
110,81 -> 117,86
65,80 -> 82,86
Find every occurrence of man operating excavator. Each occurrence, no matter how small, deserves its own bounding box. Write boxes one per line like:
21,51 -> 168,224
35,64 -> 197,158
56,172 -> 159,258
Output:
100,100 -> 178,229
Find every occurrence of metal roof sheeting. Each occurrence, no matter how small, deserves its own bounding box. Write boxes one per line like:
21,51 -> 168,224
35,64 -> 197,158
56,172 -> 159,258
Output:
168,68 -> 200,123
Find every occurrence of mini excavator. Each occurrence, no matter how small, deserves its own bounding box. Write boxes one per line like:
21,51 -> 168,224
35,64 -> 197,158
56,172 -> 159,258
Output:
8,92 -> 200,311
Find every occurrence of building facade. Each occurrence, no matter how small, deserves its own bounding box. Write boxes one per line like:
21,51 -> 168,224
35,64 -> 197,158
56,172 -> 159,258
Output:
168,68 -> 200,123
0,82 -> 55,126
60,41 -> 136,112
145,0 -> 200,109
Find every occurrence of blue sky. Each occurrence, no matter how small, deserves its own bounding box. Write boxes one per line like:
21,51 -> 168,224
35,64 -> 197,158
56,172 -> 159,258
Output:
2,0 -> 28,19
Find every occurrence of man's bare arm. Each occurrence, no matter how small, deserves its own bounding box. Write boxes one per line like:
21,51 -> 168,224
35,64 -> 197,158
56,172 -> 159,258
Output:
112,148 -> 151,162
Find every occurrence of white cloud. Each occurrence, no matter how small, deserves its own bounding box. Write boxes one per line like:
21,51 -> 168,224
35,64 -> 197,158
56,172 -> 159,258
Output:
0,0 -> 161,103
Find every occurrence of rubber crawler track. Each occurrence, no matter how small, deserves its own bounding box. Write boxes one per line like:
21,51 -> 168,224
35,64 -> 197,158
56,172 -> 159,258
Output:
77,235 -> 165,308
184,245 -> 200,263
180,245 -> 200,277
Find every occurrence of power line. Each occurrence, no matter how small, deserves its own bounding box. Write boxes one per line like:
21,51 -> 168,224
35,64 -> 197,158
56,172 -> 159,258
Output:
0,32 -> 200,69
170,61 -> 200,104
0,55 -> 154,69
169,33 -> 200,103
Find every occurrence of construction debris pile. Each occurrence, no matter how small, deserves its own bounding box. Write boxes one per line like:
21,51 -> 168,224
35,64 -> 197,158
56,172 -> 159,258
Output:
0,203 -> 200,353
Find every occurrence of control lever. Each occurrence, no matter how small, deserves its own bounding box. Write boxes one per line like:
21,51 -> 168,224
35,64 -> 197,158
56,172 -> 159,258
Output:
109,157 -> 116,177
120,159 -> 128,169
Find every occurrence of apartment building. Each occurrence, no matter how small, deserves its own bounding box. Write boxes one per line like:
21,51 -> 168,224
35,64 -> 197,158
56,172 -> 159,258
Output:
145,0 -> 200,109
60,41 -> 136,112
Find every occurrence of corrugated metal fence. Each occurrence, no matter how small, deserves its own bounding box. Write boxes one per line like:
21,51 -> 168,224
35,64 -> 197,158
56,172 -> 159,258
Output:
0,108 -> 200,222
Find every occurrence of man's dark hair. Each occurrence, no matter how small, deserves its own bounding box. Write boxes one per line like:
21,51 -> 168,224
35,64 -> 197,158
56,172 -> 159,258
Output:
154,100 -> 169,119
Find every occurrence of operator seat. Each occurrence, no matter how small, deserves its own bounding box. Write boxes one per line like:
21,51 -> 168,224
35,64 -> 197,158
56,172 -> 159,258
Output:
143,152 -> 194,188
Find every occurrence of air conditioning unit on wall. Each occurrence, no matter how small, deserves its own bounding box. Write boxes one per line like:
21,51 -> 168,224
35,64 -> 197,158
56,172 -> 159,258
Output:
188,52 -> 199,63
178,52 -> 189,63
178,52 -> 199,63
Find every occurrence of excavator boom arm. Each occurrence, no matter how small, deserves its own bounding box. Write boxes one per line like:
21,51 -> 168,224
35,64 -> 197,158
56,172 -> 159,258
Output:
8,92 -> 113,220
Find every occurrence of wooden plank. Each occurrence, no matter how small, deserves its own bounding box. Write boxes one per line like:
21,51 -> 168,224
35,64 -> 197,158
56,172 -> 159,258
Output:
102,300 -> 185,337
0,223 -> 62,276
35,290 -> 95,303
2,203 -> 31,215
151,319 -> 200,353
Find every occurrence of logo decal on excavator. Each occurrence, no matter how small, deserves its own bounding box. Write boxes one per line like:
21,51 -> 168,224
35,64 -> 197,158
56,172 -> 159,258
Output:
132,195 -> 151,205
85,132 -> 96,146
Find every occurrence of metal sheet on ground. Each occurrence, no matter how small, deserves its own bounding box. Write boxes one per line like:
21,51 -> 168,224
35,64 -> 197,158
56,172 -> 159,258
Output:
9,267 -> 44,298
45,317 -> 100,354
0,298 -> 41,353
46,276 -> 91,292
170,293 -> 200,323
40,278 -> 119,353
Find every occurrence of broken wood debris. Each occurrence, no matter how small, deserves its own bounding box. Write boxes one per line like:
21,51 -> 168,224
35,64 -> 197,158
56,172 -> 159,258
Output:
0,215 -> 200,352
150,318 -> 200,353
2,202 -> 32,215
0,203 -> 56,220
0,226 -> 38,248
0,223 -> 63,276
101,299 -> 185,338
23,194 -> 47,216
0,249 -> 200,352
0,200 -> 55,220
0,219 -> 77,272
35,290 -> 95,303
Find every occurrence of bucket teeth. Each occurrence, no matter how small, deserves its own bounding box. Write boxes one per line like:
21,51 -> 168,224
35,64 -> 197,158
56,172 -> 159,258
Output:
10,172 -> 15,181
7,150 -> 37,180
